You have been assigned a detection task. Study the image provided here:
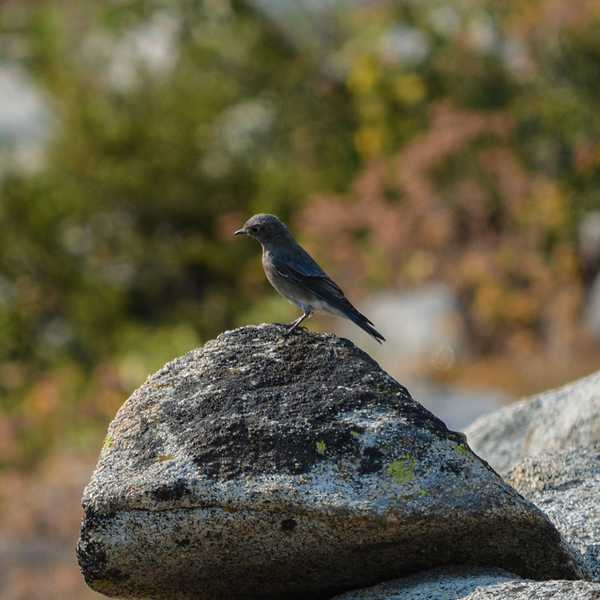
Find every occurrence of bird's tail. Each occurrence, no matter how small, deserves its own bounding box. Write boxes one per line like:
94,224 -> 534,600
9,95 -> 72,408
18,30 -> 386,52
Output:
343,303 -> 386,344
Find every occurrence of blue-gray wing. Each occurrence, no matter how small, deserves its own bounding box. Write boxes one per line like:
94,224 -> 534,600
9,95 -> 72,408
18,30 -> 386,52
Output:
271,253 -> 345,300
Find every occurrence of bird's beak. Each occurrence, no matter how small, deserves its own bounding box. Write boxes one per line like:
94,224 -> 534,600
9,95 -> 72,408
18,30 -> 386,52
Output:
234,228 -> 247,236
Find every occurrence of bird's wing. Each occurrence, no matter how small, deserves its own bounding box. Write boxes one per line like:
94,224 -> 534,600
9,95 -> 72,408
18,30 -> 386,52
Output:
271,251 -> 345,300
270,249 -> 385,343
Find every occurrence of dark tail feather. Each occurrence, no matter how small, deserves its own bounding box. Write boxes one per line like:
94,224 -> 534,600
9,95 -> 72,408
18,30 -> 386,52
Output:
344,304 -> 386,344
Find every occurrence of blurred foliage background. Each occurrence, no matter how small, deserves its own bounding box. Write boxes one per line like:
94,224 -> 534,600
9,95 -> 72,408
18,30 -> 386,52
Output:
2,0 -> 600,470
3,0 -> 600,596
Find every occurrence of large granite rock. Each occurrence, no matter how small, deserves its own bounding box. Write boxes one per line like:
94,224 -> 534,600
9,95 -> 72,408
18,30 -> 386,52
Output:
508,446 -> 600,581
78,325 -> 586,600
466,371 -> 600,475
331,566 -> 600,600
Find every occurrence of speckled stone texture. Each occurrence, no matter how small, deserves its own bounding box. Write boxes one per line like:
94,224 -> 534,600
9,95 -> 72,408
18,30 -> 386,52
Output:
331,567 -> 600,600
78,325 -> 587,600
466,371 -> 600,475
508,446 -> 600,582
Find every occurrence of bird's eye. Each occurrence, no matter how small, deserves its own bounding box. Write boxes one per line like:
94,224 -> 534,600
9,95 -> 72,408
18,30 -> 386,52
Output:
249,226 -> 258,234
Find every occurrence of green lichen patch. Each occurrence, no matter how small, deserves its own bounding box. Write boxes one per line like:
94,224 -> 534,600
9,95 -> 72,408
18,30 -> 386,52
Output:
151,382 -> 171,391
387,456 -> 417,485
157,454 -> 175,462
315,440 -> 327,456
91,579 -> 118,594
350,430 -> 362,439
102,435 -> 114,451
455,443 -> 471,456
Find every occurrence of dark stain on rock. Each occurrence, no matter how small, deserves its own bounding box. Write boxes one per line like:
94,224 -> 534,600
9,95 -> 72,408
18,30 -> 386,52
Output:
280,518 -> 297,532
152,478 -> 189,502
108,325 -> 464,482
105,567 -> 129,582
77,506 -> 115,584
77,537 -> 107,583
441,460 -> 465,476
359,446 -> 384,474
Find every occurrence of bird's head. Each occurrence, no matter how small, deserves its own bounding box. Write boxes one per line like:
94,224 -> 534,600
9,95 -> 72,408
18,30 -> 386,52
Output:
234,214 -> 290,244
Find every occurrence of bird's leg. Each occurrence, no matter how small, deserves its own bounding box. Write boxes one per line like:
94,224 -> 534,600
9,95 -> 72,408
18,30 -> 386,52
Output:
284,309 -> 312,336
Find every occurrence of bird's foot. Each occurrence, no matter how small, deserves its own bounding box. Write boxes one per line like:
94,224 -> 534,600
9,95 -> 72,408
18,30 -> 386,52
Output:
282,311 -> 311,338
283,324 -> 299,337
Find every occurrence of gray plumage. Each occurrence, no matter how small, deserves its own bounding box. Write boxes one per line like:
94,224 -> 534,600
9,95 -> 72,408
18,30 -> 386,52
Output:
235,214 -> 385,343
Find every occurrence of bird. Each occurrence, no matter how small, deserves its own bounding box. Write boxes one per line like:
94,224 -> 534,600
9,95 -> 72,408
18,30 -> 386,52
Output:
235,214 -> 385,343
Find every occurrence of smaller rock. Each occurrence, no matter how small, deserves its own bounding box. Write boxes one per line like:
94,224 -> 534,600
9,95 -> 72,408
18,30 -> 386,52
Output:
331,566 -> 600,600
466,371 -> 600,474
507,446 -> 600,582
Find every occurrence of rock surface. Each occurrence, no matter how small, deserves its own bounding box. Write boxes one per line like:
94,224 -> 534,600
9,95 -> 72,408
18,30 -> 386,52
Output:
78,325 -> 586,600
508,446 -> 600,581
331,566 -> 600,600
466,371 -> 600,474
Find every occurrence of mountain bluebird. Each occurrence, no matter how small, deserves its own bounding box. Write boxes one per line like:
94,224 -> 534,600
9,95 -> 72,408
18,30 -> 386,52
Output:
235,214 -> 385,343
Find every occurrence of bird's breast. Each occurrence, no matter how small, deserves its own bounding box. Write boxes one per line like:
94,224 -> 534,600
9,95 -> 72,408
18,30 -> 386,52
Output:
262,250 -> 316,309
